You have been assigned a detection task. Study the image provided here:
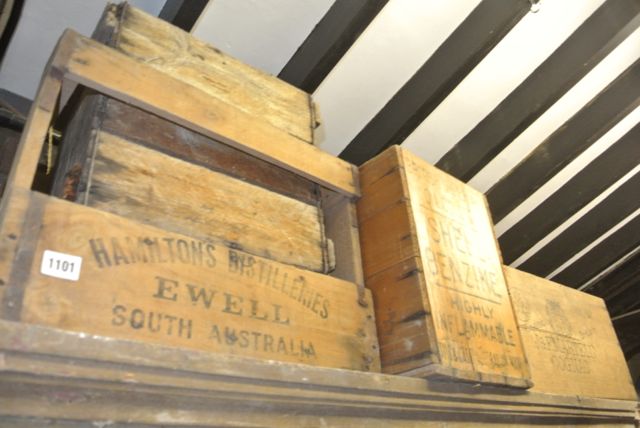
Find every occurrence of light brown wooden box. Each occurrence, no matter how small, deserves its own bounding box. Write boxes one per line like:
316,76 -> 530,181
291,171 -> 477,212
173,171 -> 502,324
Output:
99,2 -> 319,146
357,146 -> 531,387
47,3 -> 331,273
0,30 -> 379,372
52,92 -> 332,274
504,266 -> 637,400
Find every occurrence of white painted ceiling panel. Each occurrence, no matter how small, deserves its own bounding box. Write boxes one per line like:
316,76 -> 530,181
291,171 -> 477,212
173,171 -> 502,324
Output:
494,104 -> 640,238
509,161 -> 640,268
402,0 -> 607,164
548,208 -> 640,279
0,0 -> 164,100
192,0 -> 335,75
312,0 -> 481,155
469,25 -> 640,192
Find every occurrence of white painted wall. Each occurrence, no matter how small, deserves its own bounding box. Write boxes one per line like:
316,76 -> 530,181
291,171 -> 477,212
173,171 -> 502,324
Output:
192,0 -> 334,75
0,0 -> 165,100
402,0 -> 607,166
313,0 -> 481,155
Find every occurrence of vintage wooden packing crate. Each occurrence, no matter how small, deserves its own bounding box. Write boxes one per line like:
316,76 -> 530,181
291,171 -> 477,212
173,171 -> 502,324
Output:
47,3 -> 329,273
357,146 -> 531,387
0,30 -> 379,372
97,2 -> 318,146
504,266 -> 637,400
51,92 -> 332,273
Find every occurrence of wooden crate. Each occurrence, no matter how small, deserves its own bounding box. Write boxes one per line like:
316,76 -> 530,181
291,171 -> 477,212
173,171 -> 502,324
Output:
357,146 -> 531,387
0,30 -> 379,372
96,2 -> 318,146
504,266 -> 637,400
52,92 -> 332,273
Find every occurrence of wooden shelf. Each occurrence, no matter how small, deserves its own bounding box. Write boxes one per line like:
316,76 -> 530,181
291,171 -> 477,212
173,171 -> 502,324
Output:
0,320 -> 636,426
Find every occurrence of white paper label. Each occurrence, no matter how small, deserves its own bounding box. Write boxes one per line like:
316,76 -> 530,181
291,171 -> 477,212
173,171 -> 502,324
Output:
40,250 -> 82,281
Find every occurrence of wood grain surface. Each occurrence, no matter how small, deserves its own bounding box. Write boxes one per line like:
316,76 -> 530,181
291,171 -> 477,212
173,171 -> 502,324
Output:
106,3 -> 316,145
505,266 -> 637,400
358,146 -> 531,387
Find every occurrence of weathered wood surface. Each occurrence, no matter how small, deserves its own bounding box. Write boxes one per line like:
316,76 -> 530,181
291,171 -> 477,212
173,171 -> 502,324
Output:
55,29 -> 358,196
99,3 -> 317,145
97,96 -> 320,205
358,146 -> 532,387
88,132 -> 327,272
504,267 -> 637,401
0,188 -> 379,371
51,91 -> 329,272
0,320 -> 636,427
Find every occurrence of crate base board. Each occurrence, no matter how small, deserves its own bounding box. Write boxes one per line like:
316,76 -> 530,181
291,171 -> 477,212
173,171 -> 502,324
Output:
399,363 -> 534,389
0,188 -> 379,372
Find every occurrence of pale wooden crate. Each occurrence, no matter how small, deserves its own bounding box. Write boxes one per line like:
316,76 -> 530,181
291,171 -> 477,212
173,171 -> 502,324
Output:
0,30 -> 378,372
357,146 -> 532,387
52,92 -> 331,273
504,266 -> 637,401
98,2 -> 318,146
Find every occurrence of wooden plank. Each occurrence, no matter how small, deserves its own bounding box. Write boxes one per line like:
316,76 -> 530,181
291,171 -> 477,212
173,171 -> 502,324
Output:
437,0 -> 640,181
498,122 -> 640,264
0,320 -> 636,427
518,172 -> 640,276
82,131 -> 329,272
505,266 -> 637,401
0,188 -> 379,371
278,0 -> 389,93
358,146 -> 531,387
487,57 -> 640,223
340,0 -> 530,165
54,30 -> 359,196
108,3 -> 315,145
552,214 -> 640,287
96,96 -> 319,206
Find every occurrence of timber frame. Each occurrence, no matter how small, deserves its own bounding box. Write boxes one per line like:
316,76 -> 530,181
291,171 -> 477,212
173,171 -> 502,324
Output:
0,320 -> 637,426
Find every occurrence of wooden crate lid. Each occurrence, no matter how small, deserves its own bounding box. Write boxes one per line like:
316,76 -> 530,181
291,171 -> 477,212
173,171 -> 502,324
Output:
505,266 -> 637,400
97,2 -> 318,146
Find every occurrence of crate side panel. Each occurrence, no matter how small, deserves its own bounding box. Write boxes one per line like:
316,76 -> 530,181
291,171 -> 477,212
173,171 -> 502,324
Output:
11,191 -> 378,371
85,131 -> 327,272
505,266 -> 637,400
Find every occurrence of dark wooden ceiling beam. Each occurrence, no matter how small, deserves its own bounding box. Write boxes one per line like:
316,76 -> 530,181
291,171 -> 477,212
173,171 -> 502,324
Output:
339,0 -> 530,165
159,0 -> 208,31
278,0 -> 388,92
487,58 -> 640,222
498,121 -> 640,263
552,215 -> 640,288
436,0 -> 640,182
517,172 -> 640,276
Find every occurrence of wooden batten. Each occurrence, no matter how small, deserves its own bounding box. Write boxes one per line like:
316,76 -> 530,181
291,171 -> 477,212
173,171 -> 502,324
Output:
358,146 -> 532,388
504,266 -> 637,401
0,29 -> 376,373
